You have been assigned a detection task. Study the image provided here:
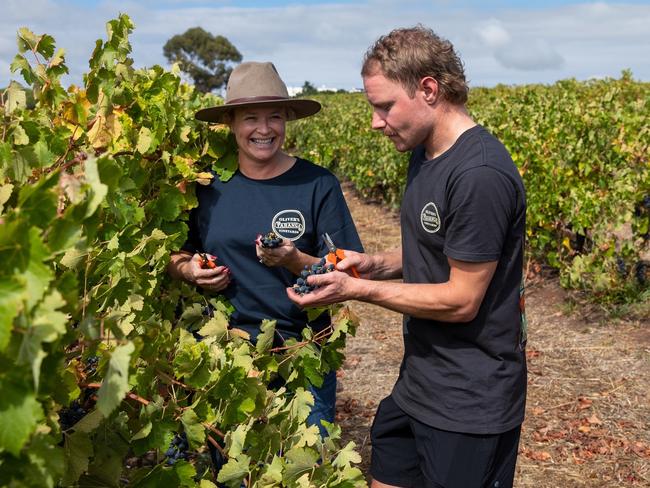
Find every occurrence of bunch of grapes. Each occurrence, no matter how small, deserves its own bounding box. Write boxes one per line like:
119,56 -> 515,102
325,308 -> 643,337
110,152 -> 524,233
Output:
165,432 -> 190,465
84,355 -> 99,376
58,400 -> 88,431
292,257 -> 335,295
258,231 -> 283,248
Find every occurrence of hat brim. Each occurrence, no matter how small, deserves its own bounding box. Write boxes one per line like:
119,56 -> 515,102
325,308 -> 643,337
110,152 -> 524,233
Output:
195,98 -> 321,123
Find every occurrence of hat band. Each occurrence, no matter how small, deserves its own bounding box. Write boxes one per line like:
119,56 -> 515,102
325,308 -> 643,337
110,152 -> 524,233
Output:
227,95 -> 291,105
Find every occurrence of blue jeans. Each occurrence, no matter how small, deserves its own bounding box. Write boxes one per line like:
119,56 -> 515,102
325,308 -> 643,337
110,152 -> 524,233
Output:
307,370 -> 337,437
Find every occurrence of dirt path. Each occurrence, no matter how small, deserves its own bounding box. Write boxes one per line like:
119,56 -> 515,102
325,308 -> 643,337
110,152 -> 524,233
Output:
336,184 -> 650,487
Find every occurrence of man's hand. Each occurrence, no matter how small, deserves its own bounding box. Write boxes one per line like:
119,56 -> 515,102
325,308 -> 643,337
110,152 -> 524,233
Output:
328,250 -> 374,278
286,270 -> 359,307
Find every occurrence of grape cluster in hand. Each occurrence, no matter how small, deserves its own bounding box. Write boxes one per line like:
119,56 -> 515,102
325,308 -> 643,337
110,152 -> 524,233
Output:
259,231 -> 283,248
292,257 -> 335,295
165,432 -> 190,465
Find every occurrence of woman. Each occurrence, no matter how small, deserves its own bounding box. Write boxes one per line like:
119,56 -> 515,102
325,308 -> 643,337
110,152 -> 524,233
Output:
167,61 -> 363,434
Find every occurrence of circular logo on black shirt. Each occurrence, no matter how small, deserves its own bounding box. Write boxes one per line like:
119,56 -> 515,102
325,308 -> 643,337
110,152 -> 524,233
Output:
272,209 -> 306,240
421,202 -> 441,233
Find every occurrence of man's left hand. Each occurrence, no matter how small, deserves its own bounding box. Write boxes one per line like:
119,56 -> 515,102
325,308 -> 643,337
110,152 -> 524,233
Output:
286,270 -> 356,307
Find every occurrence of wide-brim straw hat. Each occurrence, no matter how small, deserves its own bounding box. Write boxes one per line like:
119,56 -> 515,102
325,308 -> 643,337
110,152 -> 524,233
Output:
195,62 -> 321,123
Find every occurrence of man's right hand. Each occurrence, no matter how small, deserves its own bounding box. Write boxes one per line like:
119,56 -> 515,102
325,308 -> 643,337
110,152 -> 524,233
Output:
333,250 -> 374,278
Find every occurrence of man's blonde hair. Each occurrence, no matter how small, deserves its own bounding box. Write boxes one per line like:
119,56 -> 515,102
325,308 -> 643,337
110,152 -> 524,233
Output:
361,25 -> 469,105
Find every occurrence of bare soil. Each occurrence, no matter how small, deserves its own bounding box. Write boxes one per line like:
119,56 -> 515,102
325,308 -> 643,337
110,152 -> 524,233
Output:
336,184 -> 650,487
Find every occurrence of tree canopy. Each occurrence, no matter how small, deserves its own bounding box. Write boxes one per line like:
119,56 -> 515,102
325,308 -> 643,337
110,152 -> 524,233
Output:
300,80 -> 318,96
163,27 -> 242,93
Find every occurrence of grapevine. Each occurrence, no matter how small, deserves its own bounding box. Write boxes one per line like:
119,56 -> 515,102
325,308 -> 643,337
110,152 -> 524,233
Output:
0,15 -> 365,487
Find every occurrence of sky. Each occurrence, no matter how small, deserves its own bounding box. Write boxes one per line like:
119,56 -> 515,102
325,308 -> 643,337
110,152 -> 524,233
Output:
1,0 -> 649,91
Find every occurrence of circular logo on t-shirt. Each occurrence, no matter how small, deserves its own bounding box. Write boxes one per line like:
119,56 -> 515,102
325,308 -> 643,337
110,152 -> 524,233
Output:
421,202 -> 441,233
272,209 -> 306,240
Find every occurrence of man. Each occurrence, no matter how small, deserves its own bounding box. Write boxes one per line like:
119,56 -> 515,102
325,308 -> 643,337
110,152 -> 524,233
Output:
288,26 -> 527,488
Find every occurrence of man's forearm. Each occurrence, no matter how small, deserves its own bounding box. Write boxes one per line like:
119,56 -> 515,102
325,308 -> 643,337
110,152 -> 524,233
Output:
351,280 -> 473,322
368,249 -> 403,280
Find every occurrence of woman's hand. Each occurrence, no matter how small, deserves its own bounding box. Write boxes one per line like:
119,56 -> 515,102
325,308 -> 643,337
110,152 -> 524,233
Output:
256,237 -> 299,268
168,252 -> 231,292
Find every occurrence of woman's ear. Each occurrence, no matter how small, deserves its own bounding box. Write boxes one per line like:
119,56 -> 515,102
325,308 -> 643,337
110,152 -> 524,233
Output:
420,76 -> 439,105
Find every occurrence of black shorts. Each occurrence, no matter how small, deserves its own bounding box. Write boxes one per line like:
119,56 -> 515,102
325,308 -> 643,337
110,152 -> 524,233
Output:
370,395 -> 521,488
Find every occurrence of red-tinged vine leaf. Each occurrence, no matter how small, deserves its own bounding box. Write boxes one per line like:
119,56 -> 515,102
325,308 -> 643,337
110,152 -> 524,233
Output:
525,449 -> 552,462
587,414 -> 602,425
97,341 -> 134,416
577,397 -> 593,410
631,442 -> 650,459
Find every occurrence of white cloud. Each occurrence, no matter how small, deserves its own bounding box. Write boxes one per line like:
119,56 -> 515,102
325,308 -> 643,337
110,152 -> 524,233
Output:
495,39 -> 564,71
1,1 -> 649,89
477,21 -> 511,49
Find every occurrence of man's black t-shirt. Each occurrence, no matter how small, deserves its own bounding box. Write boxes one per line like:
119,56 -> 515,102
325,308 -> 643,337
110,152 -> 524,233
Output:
392,125 -> 527,435
183,158 -> 363,341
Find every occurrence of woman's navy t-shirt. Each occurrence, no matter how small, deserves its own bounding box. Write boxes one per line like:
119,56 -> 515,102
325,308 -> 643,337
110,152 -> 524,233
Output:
183,158 -> 363,341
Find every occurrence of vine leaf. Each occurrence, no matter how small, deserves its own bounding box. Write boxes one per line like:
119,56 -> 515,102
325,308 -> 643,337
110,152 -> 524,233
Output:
62,431 -> 93,485
333,441 -> 362,469
216,454 -> 250,485
97,341 -> 135,416
0,383 -> 43,456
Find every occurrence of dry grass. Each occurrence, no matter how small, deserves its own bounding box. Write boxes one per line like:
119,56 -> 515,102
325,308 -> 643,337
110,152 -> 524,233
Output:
337,184 -> 650,487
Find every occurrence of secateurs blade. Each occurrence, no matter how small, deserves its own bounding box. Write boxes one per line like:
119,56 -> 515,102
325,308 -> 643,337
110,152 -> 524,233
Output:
322,233 -> 360,278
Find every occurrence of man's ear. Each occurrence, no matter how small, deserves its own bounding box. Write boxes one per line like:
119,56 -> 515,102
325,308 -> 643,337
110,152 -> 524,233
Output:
420,76 -> 439,105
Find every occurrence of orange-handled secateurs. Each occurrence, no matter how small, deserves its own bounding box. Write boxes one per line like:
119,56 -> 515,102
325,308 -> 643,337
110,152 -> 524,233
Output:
322,233 -> 360,278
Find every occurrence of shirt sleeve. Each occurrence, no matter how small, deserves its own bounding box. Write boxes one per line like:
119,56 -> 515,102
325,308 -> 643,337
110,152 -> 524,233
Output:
444,166 -> 516,262
313,175 -> 364,257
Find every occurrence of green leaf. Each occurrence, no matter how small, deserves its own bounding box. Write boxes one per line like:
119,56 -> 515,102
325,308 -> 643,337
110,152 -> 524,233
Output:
197,311 -> 229,341
180,408 -> 205,448
18,289 -> 67,391
174,460 -> 197,487
136,127 -> 152,154
283,447 -> 318,483
225,421 -> 250,459
289,388 -> 314,424
97,341 -> 134,416
73,408 -> 105,434
62,431 -> 93,485
332,441 -> 362,469
0,277 -> 25,352
0,382 -> 43,456
12,124 -> 29,146
256,319 -> 276,354
216,454 -> 250,485
5,81 -> 27,114
83,156 -> 108,218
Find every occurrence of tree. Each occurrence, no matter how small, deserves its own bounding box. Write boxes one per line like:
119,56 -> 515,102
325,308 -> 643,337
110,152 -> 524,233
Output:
163,27 -> 242,93
300,80 -> 318,96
